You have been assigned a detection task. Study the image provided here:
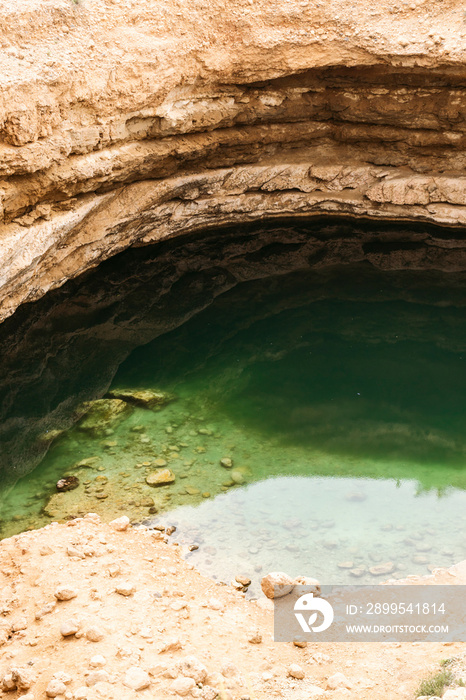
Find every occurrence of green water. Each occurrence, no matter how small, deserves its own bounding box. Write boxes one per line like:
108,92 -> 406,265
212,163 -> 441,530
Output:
2,264 -> 466,596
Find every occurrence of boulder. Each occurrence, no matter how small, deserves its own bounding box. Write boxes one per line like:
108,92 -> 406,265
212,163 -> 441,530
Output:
76,399 -> 132,436
261,572 -> 294,599
106,388 -> 174,409
146,469 -> 176,486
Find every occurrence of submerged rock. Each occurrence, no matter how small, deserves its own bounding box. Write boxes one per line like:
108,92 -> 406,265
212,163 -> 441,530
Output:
369,561 -> 395,576
74,457 -> 101,469
220,457 -> 233,468
230,469 -> 245,484
76,399 -> 133,436
106,388 -> 174,409
56,476 -> 80,492
146,469 -> 176,486
37,429 -> 64,444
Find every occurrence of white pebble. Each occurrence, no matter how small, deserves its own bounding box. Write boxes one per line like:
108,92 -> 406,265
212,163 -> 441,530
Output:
178,656 -> 207,684
288,663 -> 305,680
11,617 -> 28,632
54,586 -> 77,601
85,670 -> 109,687
89,656 -> 107,668
46,680 -> 67,697
171,677 -> 195,696
115,583 -> 135,596
327,672 -> 352,690
60,620 -> 80,637
123,667 -> 150,691
109,516 -> 130,531
85,626 -> 105,642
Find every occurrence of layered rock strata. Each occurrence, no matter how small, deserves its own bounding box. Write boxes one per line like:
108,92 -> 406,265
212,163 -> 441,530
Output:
0,0 -> 466,320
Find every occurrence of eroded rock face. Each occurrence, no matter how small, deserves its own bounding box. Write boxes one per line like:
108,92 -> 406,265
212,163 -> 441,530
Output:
0,0 -> 465,321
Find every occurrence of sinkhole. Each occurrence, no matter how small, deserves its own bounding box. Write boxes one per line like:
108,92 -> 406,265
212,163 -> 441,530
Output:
1,217 -> 466,597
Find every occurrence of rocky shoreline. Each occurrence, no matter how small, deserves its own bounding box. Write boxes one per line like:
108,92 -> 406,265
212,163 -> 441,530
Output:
0,512 -> 465,700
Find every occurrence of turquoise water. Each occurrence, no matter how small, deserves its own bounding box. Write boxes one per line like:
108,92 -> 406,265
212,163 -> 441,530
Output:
1,226 -> 466,596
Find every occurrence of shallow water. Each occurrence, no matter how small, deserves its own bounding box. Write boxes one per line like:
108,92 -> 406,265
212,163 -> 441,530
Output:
1,222 -> 466,595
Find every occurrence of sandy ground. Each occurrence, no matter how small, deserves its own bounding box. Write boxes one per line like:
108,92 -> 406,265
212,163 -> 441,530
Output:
0,513 -> 464,700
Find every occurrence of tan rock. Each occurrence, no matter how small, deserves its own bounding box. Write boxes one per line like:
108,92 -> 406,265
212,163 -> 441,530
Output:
327,672 -> 353,690
261,572 -> 294,599
146,469 -> 175,486
369,562 -> 395,576
109,516 -> 130,531
54,586 -> 78,601
288,663 -> 305,680
123,667 -> 150,691
106,388 -> 173,408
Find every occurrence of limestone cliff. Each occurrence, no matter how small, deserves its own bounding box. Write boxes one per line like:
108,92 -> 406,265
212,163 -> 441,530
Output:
0,0 -> 465,320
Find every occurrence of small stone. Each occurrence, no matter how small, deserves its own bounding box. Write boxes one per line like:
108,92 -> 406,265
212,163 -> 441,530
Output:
146,469 -> 175,486
11,617 -> 28,632
74,688 -> 89,700
109,516 -> 130,531
288,664 -> 305,680
123,666 -> 150,691
52,673 -> 72,685
261,572 -> 294,599
207,598 -> 224,611
185,485 -> 200,495
54,586 -> 78,601
248,629 -> 262,644
107,563 -> 121,577
220,661 -> 239,678
230,469 -> 245,485
2,673 -> 15,691
86,626 -> 105,642
56,476 -> 80,492
293,636 -> 308,648
86,670 -> 109,686
5,667 -> 34,691
39,545 -> 54,556
293,575 -> 321,593
369,562 -> 395,576
178,656 -> 207,684
327,672 -> 353,690
115,583 -> 135,596
172,677 -> 195,696
349,567 -> 366,577
60,619 -> 80,637
89,656 -> 107,668
154,458 -> 168,467
46,680 -> 67,697
107,388 -> 172,408
159,637 -> 182,653
412,554 -> 429,564
416,543 -> 432,552
220,457 -> 233,468
67,545 -> 85,559
337,561 -> 354,569
235,574 -> 251,587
